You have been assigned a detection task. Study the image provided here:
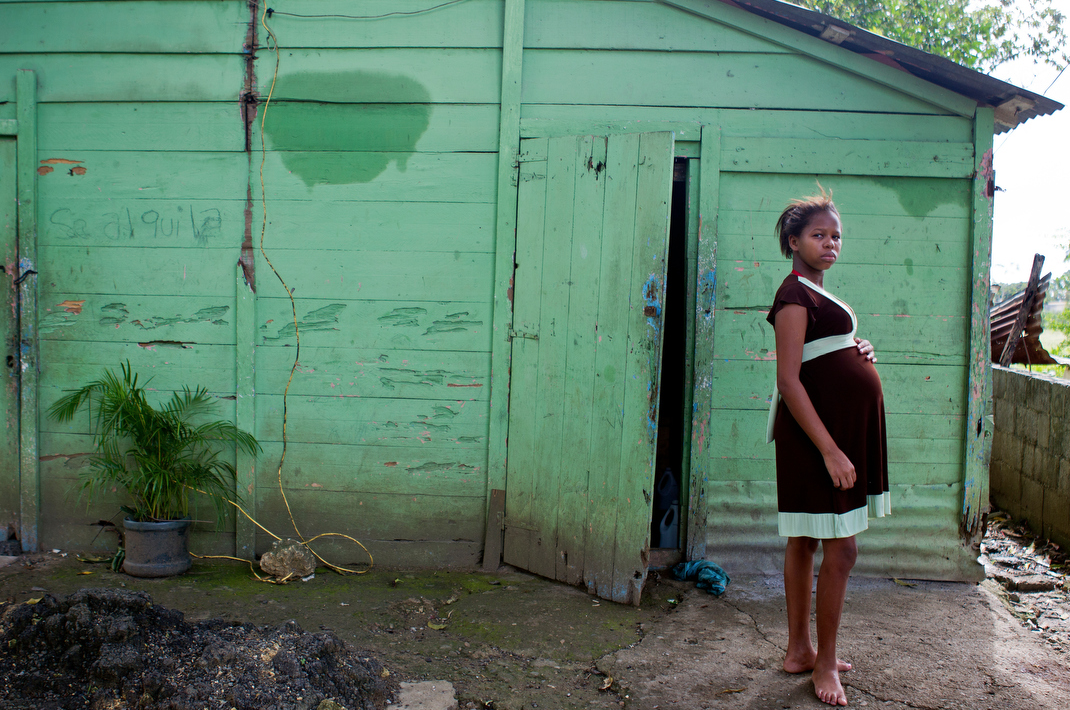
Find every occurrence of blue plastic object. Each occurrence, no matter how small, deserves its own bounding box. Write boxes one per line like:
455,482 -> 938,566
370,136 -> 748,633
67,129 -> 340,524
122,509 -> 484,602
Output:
672,560 -> 731,596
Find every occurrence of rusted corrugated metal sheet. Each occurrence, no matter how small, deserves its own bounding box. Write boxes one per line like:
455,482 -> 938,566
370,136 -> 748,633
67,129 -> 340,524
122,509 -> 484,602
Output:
991,274 -> 1058,366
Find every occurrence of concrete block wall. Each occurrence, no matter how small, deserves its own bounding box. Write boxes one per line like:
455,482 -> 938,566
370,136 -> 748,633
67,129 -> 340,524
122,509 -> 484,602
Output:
990,366 -> 1070,549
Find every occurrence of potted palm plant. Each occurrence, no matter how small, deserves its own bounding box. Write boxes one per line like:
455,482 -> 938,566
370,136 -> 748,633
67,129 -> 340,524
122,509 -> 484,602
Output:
47,362 -> 260,577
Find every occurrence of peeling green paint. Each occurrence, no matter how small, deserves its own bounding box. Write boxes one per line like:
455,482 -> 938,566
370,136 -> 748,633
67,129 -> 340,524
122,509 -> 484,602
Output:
264,72 -> 431,186
262,303 -> 346,341
379,307 -> 428,327
133,305 -> 230,329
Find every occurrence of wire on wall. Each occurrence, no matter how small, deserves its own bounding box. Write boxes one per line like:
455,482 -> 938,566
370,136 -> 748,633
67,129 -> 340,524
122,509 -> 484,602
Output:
266,0 -> 470,21
239,2 -> 372,576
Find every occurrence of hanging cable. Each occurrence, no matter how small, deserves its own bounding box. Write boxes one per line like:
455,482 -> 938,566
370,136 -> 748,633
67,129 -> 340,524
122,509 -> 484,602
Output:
267,0 -> 470,21
249,3 -> 372,576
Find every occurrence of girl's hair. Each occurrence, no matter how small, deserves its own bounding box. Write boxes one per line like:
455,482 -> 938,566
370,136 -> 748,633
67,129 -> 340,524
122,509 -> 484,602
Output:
774,189 -> 839,259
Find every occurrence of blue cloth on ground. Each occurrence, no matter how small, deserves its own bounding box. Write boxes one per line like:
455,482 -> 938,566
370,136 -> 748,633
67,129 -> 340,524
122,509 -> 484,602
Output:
672,560 -> 730,596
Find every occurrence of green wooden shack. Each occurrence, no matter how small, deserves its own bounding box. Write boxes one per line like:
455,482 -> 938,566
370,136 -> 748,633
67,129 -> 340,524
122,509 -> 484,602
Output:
2,0 -> 1061,603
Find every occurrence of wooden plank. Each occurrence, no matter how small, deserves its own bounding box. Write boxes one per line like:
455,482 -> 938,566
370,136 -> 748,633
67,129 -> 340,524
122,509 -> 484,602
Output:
961,108 -> 995,543
0,119 -> 16,136
501,142 -> 547,570
584,133 -> 640,598
717,214 -> 970,268
254,345 -> 489,401
38,102 -> 498,153
39,248 -> 488,303
256,297 -> 491,351
0,1 -> 246,53
244,200 -> 495,253
677,156 -> 701,554
720,137 -> 974,178
526,0 -> 792,52
609,131 -> 674,605
521,50 -> 956,115
234,263 -> 256,558
38,199 -> 244,247
719,172 -> 973,220
40,339 -> 237,391
521,133 -> 577,578
251,150 -> 497,202
17,70 -> 39,552
687,124 -> 719,562
521,105 -> 974,143
707,360 -> 966,415
482,488 -> 506,571
716,260 -> 970,313
256,48 -> 501,104
39,103 -> 244,152
265,0 -> 503,48
486,0 -> 526,520
34,151 -> 246,202
255,488 -> 485,542
253,395 -> 488,447
256,101 -> 499,153
39,245 -> 239,298
711,309 -> 968,365
0,55 -> 245,102
40,198 -> 494,250
251,250 -> 493,303
35,293 -> 237,343
0,138 -> 18,534
719,171 -> 980,220
521,118 -> 702,141
254,441 -> 488,495
556,135 -> 608,585
662,0 -> 976,118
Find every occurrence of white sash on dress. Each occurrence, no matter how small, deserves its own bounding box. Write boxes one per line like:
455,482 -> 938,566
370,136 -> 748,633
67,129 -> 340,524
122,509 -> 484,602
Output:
766,276 -> 858,444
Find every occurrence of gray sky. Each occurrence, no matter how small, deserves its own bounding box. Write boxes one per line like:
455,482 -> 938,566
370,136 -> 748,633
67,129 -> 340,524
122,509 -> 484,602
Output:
988,0 -> 1070,283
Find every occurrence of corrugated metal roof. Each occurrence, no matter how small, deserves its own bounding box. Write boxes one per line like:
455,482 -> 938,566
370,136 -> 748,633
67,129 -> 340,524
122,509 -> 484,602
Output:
724,0 -> 1064,132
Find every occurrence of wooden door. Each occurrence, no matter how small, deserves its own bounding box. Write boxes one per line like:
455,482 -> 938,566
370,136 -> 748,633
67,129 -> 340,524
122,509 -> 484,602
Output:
0,138 -> 19,534
504,132 -> 674,605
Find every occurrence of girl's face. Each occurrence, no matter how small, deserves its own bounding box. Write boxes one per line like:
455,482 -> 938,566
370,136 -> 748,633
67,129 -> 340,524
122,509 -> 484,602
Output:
788,210 -> 841,275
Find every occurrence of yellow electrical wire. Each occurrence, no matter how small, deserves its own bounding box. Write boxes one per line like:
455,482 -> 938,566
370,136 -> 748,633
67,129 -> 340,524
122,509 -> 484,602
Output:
237,3 -> 372,577
187,485 -> 373,579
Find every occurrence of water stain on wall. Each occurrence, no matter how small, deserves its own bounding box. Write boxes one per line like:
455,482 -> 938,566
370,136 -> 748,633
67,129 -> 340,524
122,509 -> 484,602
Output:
263,71 -> 431,186
870,177 -> 968,219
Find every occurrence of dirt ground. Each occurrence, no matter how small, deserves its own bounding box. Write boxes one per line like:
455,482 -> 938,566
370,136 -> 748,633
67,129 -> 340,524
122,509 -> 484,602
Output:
2,514 -> 1069,710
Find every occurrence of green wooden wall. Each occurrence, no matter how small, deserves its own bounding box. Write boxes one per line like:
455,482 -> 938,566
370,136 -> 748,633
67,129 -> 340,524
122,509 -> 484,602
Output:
2,0 -> 992,578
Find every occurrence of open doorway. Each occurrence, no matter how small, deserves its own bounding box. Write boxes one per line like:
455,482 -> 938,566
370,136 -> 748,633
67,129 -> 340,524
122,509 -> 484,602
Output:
650,157 -> 690,551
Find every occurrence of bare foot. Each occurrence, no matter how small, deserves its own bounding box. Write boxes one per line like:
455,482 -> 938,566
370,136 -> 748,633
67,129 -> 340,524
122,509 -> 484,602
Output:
813,662 -> 848,706
783,650 -> 851,674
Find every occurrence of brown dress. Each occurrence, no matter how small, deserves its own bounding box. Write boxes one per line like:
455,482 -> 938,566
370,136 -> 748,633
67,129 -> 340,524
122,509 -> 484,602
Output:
766,274 -> 890,539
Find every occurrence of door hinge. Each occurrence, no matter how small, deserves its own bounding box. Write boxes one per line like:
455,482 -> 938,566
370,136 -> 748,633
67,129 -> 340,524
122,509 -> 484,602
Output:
508,329 -> 538,341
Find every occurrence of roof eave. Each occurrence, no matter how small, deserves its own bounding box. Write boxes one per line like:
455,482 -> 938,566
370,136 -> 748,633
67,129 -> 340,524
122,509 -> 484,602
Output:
722,0 -> 1064,133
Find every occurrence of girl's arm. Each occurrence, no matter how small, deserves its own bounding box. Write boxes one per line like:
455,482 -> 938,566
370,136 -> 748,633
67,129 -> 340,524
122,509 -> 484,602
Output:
774,303 -> 857,490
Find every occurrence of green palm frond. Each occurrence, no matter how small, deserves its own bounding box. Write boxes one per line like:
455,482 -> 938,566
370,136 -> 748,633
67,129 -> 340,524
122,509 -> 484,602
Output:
46,361 -> 262,525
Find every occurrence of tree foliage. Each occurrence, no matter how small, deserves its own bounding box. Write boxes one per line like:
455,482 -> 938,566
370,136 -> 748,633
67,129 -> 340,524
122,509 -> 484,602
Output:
794,0 -> 1069,71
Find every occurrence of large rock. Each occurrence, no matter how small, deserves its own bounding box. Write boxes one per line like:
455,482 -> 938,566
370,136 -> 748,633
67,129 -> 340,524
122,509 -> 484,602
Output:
259,539 -> 316,579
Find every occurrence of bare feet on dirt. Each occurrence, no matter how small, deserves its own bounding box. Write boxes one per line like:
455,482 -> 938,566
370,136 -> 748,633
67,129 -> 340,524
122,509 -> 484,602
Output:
813,661 -> 848,706
782,647 -> 851,674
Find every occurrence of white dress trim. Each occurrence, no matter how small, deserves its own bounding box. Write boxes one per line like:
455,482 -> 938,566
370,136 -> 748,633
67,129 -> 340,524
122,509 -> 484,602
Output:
777,492 -> 891,539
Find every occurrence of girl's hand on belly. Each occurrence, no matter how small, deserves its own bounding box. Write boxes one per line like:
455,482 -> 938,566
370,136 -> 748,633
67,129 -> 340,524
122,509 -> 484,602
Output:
854,337 -> 876,362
